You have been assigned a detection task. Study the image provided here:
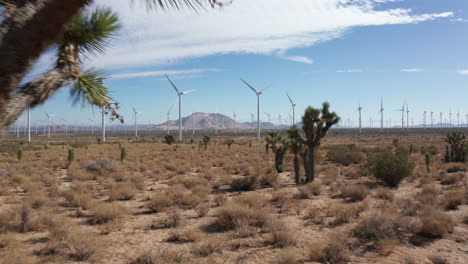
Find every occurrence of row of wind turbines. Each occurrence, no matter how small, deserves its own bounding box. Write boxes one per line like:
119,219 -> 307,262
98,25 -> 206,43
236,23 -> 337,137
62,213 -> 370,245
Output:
355,99 -> 468,134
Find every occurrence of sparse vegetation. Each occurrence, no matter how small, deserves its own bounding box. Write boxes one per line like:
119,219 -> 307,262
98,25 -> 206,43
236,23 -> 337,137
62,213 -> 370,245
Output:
368,147 -> 414,187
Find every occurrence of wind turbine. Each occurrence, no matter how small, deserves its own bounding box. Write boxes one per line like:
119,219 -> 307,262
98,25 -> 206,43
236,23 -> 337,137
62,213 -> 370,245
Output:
132,106 -> 141,137
440,112 -> 443,128
101,106 -> 106,142
449,109 -> 453,128
88,118 -> 95,134
166,74 -> 195,141
396,102 -> 405,131
26,107 -> 31,142
45,113 -> 55,138
423,111 -> 427,129
457,111 -> 460,127
62,119 -> 68,135
166,104 -> 174,135
406,105 -> 410,130
233,112 -> 237,133
265,112 -> 272,131
357,103 -> 363,135
278,113 -> 282,129
241,78 -> 271,140
286,92 -> 296,126
379,98 -> 384,133
430,112 -> 434,128
250,113 -> 254,128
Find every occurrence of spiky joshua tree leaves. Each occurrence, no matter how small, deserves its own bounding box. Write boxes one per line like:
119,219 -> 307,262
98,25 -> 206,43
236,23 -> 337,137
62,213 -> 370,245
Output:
0,0 -> 227,130
444,131 -> 468,162
287,126 -> 302,184
265,131 -> 288,173
289,102 -> 340,183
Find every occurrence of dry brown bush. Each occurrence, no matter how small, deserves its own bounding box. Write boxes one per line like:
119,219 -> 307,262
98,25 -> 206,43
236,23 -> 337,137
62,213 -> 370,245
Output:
107,183 -> 137,201
147,193 -> 173,213
340,184 -> 368,202
89,202 -> 125,225
276,249 -> 299,264
295,181 -> 322,199
166,228 -> 201,243
268,220 -> 297,248
67,229 -> 102,261
441,172 -> 465,185
419,209 -> 454,238
375,187 -> 394,201
428,255 -> 449,264
191,237 -> 224,257
130,248 -> 188,264
321,232 -> 350,264
82,158 -> 121,176
441,189 -> 465,210
194,203 -> 210,217
214,200 -> 271,231
230,175 -> 259,191
213,193 -> 227,207
329,203 -> 365,225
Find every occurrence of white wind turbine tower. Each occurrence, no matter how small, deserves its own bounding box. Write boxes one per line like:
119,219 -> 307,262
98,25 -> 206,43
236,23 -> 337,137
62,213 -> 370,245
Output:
42,119 -> 46,135
457,111 -> 460,127
100,107 -> 106,142
16,117 -> 23,137
278,113 -> 282,128
88,118 -> 95,134
289,112 -> 293,126
26,107 -> 31,142
167,104 -> 174,135
62,119 -> 68,135
132,106 -> 141,137
440,112 -> 443,128
241,78 -> 271,140
423,111 -> 427,129
233,112 -> 237,133
406,105 -> 410,130
250,113 -> 254,128
357,103 -> 363,135
430,112 -> 434,128
166,74 -> 195,141
449,109 -> 453,128
45,113 -> 55,138
369,117 -> 373,128
396,102 -> 405,131
286,92 -> 296,126
379,98 -> 384,133
265,112 -> 271,131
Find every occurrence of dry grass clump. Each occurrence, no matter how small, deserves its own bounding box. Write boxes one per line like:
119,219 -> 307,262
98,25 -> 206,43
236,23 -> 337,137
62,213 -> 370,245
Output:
89,202 -> 126,225
340,184 -> 368,202
213,193 -> 227,207
418,184 -> 440,205
191,236 -> 224,257
82,158 -> 121,176
230,175 -> 259,191
169,175 -> 209,189
166,228 -> 201,243
61,190 -> 93,210
260,173 -> 279,188
0,207 -> 21,233
194,203 -> 210,217
147,193 -> 173,213
441,172 -> 465,185
276,249 -> 299,264
441,189 -> 465,210
308,233 -> 350,264
397,198 -> 423,216
68,167 -> 96,181
375,187 -> 394,201
214,194 -> 271,231
159,209 -> 184,228
428,255 -> 449,264
107,183 -> 137,201
327,145 -> 364,166
268,220 -> 297,248
295,181 -> 322,199
130,248 -> 189,264
329,202 -> 365,225
67,229 -> 102,261
419,209 -> 454,238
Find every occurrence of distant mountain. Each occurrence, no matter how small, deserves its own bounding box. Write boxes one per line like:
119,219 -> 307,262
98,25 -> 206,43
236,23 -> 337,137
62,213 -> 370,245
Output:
152,112 -> 285,130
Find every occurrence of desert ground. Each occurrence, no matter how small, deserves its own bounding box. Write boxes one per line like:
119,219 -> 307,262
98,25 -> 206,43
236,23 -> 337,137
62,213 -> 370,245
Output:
0,132 -> 468,264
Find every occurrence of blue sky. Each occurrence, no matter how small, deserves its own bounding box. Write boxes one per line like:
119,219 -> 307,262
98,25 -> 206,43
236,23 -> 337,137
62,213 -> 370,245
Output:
20,0 -> 468,127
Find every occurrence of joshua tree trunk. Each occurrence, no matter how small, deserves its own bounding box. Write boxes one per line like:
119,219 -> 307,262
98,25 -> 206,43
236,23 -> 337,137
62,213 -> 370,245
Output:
293,154 -> 301,184
304,146 -> 316,183
274,147 -> 287,173
0,0 -> 90,131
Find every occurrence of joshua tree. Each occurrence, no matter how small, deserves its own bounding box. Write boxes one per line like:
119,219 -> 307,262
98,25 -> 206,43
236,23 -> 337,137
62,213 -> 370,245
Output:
202,135 -> 211,150
425,152 -> 431,172
287,126 -> 303,184
164,134 -> 176,145
17,148 -> 23,161
445,131 -> 468,162
291,103 -> 340,183
120,144 -> 126,161
0,0 -> 225,131
68,147 -> 75,167
225,139 -> 234,150
265,131 -> 288,173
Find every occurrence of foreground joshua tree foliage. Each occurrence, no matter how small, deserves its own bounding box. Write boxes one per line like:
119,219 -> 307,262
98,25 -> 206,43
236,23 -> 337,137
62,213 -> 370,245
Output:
164,134 -> 176,145
202,135 -> 211,150
225,139 -> 235,150
265,131 -> 288,173
0,0 -> 225,131
288,103 -> 340,183
444,131 -> 468,162
287,126 -> 303,184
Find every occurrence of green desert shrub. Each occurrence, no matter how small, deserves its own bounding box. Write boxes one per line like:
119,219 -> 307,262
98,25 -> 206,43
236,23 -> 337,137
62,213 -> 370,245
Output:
230,176 -> 259,191
327,145 -> 363,166
368,147 -> 414,188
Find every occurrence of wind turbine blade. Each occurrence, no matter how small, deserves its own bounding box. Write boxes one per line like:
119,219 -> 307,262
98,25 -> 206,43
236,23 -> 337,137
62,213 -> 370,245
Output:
182,89 -> 195,95
165,74 -> 180,94
260,84 -> 272,93
240,78 -> 258,93
132,105 -> 136,113
168,104 -> 174,113
286,92 -> 294,105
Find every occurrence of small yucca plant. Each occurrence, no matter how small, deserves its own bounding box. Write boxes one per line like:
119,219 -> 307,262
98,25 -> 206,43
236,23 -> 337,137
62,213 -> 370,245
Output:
68,147 -> 75,167
120,144 -> 126,161
425,152 -> 431,172
17,148 -> 23,161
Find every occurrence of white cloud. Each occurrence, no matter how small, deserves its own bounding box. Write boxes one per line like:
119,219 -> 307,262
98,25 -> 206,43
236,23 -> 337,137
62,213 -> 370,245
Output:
457,70 -> 468,75
337,69 -> 363,73
401,68 -> 424,72
109,68 -> 221,80
451,18 -> 468,22
276,50 -> 313,64
85,0 -> 452,70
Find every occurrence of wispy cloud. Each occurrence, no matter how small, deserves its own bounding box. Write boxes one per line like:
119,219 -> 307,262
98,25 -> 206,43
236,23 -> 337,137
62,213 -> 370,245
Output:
88,0 -> 453,70
451,18 -> 468,22
401,68 -> 424,72
110,68 -> 221,80
277,50 -> 313,64
457,70 -> 468,75
337,69 -> 363,73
